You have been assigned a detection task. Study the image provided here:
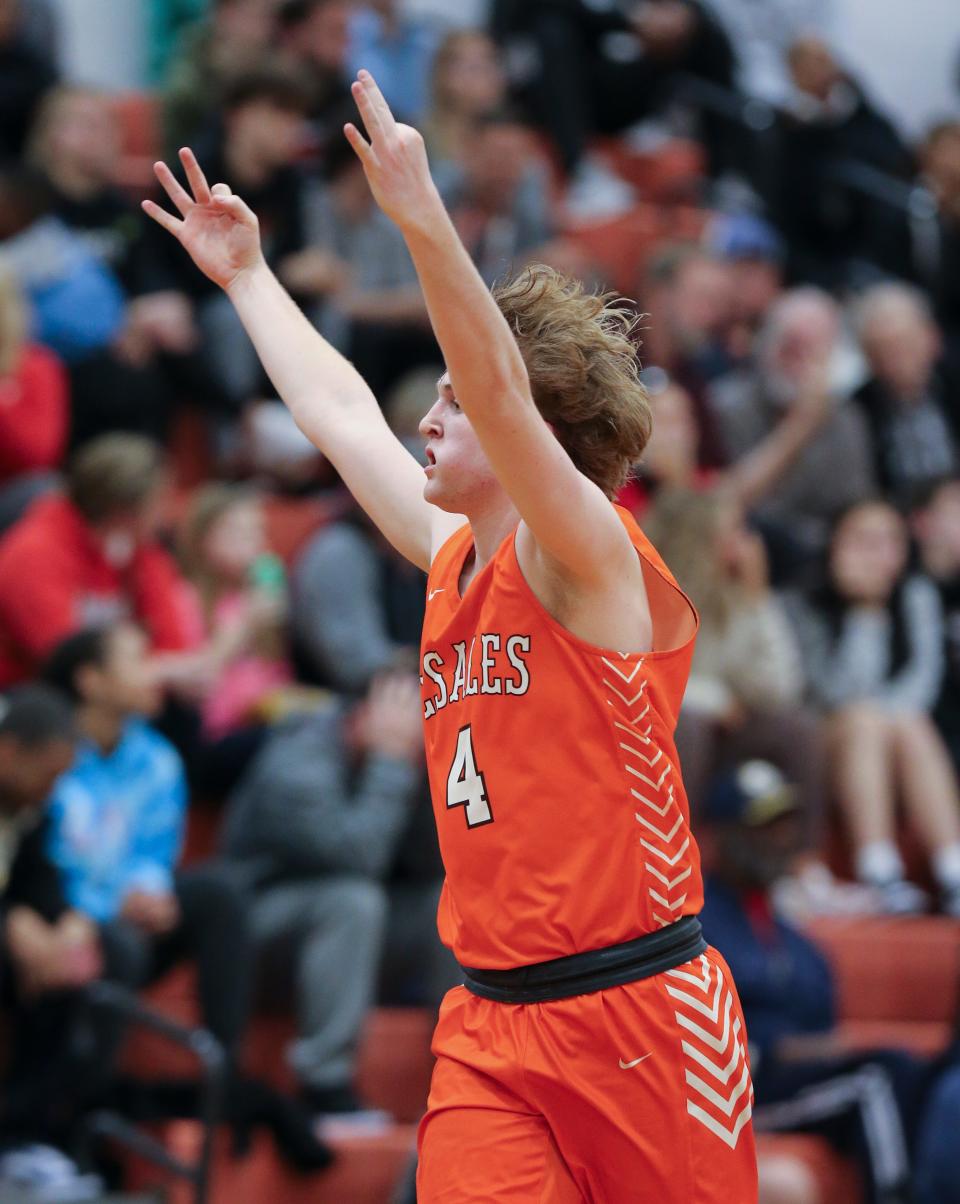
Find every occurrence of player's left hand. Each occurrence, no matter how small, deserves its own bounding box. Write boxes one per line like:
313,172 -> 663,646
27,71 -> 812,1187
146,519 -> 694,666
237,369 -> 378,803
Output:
344,70 -> 442,234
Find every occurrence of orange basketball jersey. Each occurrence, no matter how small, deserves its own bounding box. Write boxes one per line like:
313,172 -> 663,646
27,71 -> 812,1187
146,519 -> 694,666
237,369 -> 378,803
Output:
420,505 -> 703,969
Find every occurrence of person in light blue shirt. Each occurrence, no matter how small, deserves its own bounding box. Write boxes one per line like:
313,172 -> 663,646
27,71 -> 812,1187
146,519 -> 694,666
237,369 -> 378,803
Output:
347,0 -> 440,122
43,621 -> 252,1067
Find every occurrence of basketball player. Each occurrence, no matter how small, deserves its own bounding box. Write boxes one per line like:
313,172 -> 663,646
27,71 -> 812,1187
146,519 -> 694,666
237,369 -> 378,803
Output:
144,71 -> 758,1203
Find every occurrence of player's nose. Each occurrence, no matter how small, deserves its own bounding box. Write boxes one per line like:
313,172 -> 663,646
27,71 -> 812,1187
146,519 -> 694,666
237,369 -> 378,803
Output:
419,400 -> 443,438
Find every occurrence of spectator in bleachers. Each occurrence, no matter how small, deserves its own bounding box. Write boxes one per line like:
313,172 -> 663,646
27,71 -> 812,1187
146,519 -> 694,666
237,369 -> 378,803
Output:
163,64 -> 317,413
851,284 -> 959,511
0,163 -> 181,446
0,267 -> 67,533
699,0 -> 828,107
707,212 -> 786,362
0,0 -> 57,162
784,499 -> 960,916
700,760 -> 922,1204
0,434 -> 210,694
221,673 -> 454,1131
162,0 -> 280,155
275,0 -> 356,158
492,0 -> 737,209
26,85 -> 231,442
292,503 -> 425,693
420,29 -> 507,172
773,35 -> 911,289
42,622 -> 254,1088
347,0 -> 440,124
914,121 -> 960,361
707,287 -> 874,577
290,376 -> 427,691
913,477 -> 960,772
440,108 -> 555,288
177,482 -> 302,742
625,366 -> 835,521
299,131 -> 434,397
642,244 -> 736,467
0,684 -> 112,1163
644,489 -> 825,852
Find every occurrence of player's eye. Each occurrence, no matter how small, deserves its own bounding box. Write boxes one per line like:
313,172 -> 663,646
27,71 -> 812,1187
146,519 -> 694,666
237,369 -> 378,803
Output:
449,397 -> 461,412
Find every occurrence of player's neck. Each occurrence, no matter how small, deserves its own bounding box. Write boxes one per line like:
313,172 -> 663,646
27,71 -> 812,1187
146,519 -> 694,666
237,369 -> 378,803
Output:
463,495 -> 521,583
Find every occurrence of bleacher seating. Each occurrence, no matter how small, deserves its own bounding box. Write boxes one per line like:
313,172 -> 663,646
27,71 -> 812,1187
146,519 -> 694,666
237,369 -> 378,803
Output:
108,904 -> 959,1202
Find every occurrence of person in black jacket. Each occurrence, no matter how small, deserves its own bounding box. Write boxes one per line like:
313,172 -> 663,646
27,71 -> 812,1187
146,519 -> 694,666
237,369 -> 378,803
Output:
0,684 -> 107,1144
491,0 -> 738,182
772,35 -> 912,289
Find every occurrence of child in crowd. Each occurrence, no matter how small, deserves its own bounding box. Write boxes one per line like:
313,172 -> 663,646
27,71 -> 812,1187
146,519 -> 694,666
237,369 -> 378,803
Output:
785,499 -> 960,914
177,482 -> 300,741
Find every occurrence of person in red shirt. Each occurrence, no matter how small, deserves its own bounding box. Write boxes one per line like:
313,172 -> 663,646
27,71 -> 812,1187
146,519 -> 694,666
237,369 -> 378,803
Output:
0,433 -> 203,691
0,268 -> 68,533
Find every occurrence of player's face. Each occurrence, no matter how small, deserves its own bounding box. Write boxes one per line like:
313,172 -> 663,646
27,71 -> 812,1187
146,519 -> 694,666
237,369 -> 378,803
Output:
418,374 -> 500,513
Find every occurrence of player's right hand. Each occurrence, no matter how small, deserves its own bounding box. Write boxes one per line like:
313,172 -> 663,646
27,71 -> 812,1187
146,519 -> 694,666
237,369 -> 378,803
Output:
142,148 -> 264,292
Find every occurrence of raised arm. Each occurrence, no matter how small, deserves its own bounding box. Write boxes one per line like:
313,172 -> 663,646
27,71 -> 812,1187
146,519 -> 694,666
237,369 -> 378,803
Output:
141,150 -> 440,570
345,73 -> 639,586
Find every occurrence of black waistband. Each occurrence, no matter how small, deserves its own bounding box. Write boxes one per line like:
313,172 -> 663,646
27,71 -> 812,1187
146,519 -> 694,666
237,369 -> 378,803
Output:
460,916 -> 706,1004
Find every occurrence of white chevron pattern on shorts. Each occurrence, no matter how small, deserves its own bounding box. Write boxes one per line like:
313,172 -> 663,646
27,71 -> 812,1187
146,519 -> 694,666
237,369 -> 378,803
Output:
601,663 -> 693,929
666,955 -> 754,1150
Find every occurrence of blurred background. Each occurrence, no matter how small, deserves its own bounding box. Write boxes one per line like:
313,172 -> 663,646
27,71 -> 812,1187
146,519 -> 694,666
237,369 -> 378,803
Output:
1,0 -> 960,1201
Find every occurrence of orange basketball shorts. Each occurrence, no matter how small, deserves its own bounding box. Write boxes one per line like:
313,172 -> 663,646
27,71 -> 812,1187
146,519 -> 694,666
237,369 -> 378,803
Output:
417,946 -> 758,1203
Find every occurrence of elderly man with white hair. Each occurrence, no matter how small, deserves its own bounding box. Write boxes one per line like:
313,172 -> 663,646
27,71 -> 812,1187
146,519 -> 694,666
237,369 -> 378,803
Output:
706,286 -> 876,580
852,282 -> 960,510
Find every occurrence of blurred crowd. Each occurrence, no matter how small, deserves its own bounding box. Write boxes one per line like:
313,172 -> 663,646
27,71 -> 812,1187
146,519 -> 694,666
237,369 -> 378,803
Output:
1,0 -> 960,1200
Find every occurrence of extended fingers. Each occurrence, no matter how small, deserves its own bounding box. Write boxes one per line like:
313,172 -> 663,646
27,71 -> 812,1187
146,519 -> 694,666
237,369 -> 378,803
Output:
179,147 -> 212,204
344,122 -> 372,164
351,70 -> 397,143
153,160 -> 194,217
141,198 -> 184,238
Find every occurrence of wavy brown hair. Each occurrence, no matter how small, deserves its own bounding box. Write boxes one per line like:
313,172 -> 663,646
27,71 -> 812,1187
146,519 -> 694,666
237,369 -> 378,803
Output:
494,265 -> 652,498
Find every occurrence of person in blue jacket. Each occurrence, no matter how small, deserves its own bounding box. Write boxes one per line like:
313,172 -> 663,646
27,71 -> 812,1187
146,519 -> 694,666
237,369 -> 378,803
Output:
700,760 -> 927,1204
42,621 -> 252,1073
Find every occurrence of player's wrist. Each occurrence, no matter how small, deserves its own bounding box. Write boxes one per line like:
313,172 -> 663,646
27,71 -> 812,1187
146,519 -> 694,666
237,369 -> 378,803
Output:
225,254 -> 270,301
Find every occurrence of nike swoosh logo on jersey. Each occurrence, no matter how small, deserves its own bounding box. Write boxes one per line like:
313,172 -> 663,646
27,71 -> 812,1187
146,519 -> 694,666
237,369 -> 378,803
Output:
428,589 -> 445,600
619,1053 -> 653,1070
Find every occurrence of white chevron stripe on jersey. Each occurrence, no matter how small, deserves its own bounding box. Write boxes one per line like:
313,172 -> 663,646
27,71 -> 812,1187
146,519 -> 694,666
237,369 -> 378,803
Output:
618,738 -> 662,768
613,719 -> 652,746
601,656 -> 645,684
602,670 -> 694,934
633,791 -> 674,819
645,864 -> 692,891
626,763 -> 671,791
668,957 -> 754,1150
603,680 -> 649,709
634,811 -> 684,843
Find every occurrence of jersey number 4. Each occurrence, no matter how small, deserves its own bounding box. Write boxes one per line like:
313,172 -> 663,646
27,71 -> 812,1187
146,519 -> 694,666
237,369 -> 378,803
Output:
446,725 -> 493,828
